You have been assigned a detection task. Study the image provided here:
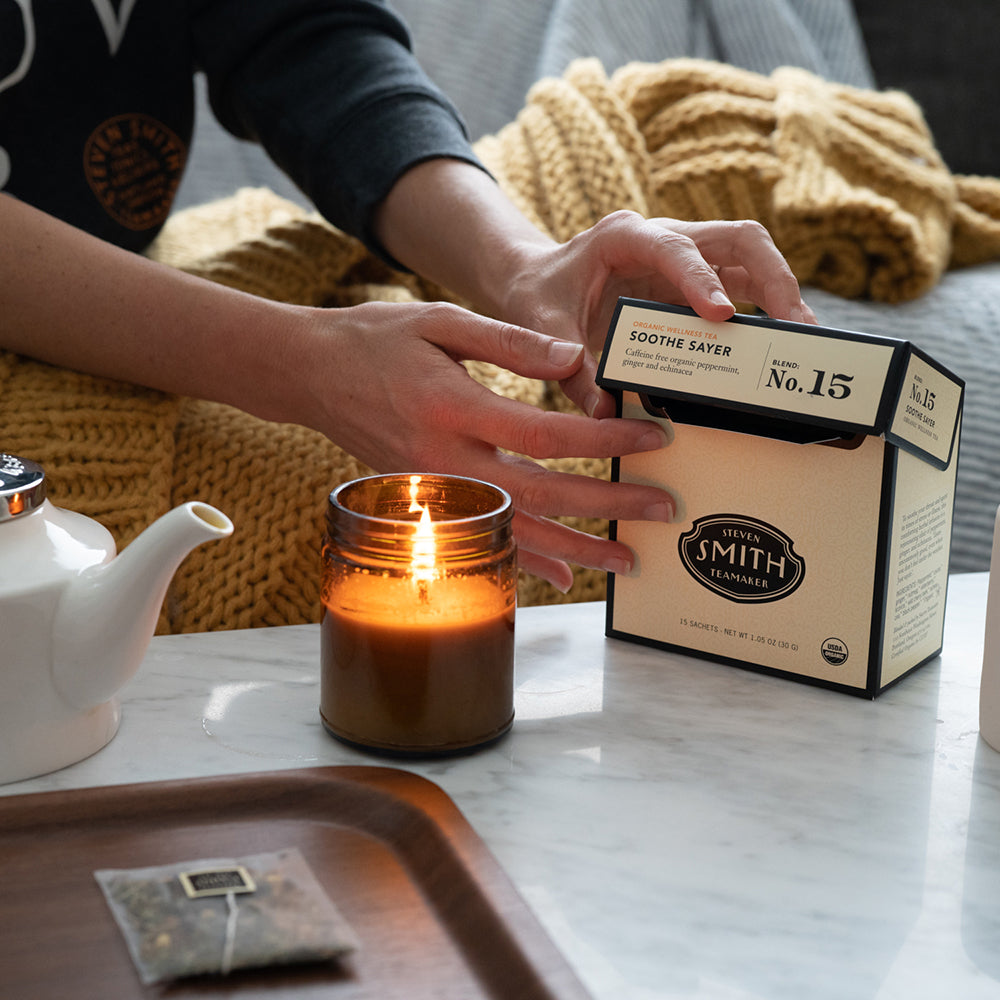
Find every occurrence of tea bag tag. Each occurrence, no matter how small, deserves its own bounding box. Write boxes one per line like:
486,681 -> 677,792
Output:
179,865 -> 256,899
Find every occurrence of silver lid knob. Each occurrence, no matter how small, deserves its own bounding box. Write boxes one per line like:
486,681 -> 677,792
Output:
0,454 -> 46,521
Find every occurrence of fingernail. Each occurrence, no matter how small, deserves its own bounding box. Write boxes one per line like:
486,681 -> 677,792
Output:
644,500 -> 675,523
638,426 -> 671,451
584,389 -> 602,418
605,554 -> 635,577
789,303 -> 805,323
549,341 -> 584,366
710,290 -> 733,309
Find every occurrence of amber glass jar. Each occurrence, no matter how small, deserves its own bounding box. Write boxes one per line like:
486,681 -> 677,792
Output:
320,474 -> 516,754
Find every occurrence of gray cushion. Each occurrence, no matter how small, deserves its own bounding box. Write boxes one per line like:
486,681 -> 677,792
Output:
853,0 -> 1000,176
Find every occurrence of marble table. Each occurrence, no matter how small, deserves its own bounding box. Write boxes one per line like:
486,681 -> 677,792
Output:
5,572 -> 1000,1000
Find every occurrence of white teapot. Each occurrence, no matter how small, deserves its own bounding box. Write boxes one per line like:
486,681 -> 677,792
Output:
0,454 -> 233,784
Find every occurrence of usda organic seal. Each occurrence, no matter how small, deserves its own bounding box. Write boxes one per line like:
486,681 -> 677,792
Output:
820,638 -> 849,665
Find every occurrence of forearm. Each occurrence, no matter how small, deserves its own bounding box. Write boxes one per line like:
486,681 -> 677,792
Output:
0,194 -> 312,425
373,158 -> 554,320
0,195 -> 681,588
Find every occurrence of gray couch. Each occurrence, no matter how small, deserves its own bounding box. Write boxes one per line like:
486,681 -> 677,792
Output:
174,0 -> 1000,573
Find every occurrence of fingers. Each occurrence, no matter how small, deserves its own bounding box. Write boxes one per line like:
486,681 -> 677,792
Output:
560,367 -> 617,419
574,211 -> 810,325
554,348 -> 620,419
459,450 -> 675,526
321,301 -> 678,591
513,511 -> 640,592
407,305 -> 660,453
653,217 -> 812,323
451,389 -> 669,467
417,302 -> 589,380
515,543 -> 576,594
411,300 -> 630,420
514,510 -> 636,572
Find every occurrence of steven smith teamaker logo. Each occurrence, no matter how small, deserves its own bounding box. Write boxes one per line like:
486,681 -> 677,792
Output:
678,514 -> 805,603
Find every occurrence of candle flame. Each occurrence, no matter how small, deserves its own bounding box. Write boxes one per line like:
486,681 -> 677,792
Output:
408,475 -> 437,587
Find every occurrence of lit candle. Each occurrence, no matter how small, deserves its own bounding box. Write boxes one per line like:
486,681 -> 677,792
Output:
320,474 -> 516,754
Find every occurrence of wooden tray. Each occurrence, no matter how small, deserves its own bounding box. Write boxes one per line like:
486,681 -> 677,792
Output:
0,766 -> 591,1000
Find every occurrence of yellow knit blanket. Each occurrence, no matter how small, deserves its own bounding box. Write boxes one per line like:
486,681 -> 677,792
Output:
5,58 -> 1000,632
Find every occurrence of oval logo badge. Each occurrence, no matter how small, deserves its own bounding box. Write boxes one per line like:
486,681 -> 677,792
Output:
678,514 -> 805,604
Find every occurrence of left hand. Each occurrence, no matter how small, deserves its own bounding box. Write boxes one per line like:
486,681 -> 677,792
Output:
496,210 -> 816,418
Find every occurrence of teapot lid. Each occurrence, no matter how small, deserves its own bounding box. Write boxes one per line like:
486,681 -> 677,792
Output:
0,454 -> 46,521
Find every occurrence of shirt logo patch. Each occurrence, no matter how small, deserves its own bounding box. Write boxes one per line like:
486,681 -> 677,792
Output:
83,113 -> 186,231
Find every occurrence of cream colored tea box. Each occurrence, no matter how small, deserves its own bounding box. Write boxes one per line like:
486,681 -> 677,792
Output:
597,299 -> 964,696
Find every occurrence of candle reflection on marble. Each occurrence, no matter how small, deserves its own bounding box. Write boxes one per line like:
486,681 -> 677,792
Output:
320,474 -> 516,754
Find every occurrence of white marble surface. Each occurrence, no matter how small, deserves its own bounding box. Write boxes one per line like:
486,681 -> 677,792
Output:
5,573 -> 1000,1000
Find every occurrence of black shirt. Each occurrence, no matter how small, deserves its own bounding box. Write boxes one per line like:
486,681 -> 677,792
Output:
0,0 -> 481,253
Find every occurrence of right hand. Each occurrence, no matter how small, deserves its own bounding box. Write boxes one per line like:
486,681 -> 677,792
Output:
292,299 -> 675,591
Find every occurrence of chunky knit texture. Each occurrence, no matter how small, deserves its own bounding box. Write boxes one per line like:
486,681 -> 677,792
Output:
6,58 -> 1000,631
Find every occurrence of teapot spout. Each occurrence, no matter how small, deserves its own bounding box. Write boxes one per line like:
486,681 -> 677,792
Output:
53,502 -> 233,709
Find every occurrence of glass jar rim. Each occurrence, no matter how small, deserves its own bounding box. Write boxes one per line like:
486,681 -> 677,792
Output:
328,473 -> 512,530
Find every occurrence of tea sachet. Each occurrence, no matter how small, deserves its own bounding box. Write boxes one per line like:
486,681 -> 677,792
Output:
95,847 -> 358,984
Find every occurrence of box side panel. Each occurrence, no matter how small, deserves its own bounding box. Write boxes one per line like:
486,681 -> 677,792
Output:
608,393 -> 885,691
863,446 -> 898,696
887,346 -> 964,469
878,421 -> 960,687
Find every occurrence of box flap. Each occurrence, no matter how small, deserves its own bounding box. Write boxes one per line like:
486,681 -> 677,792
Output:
596,299 -> 963,469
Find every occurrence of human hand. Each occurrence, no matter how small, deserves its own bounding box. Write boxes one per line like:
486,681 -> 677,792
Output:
497,210 -> 816,419
298,299 -> 675,591
0,194 -> 677,593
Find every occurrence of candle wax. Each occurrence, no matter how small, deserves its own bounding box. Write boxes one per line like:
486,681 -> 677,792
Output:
320,573 -> 514,752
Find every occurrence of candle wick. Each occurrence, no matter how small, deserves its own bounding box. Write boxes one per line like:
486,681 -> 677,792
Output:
417,578 -> 430,604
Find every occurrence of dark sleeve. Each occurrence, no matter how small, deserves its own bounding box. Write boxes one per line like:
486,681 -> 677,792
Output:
190,0 -> 488,260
